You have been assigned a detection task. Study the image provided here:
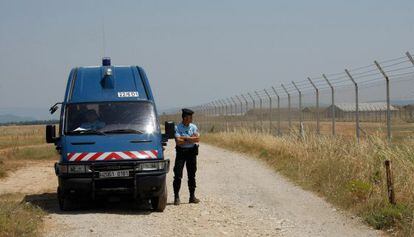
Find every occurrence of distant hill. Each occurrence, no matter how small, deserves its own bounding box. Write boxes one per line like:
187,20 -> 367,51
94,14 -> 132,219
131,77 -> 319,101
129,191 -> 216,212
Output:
0,114 -> 37,123
0,107 -> 58,121
390,99 -> 414,106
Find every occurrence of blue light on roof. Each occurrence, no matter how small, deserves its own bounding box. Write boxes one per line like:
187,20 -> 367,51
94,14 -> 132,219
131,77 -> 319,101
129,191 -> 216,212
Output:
102,57 -> 111,66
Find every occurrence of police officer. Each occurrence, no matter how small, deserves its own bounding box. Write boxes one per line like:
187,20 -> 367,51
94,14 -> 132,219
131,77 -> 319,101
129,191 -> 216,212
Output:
173,108 -> 200,205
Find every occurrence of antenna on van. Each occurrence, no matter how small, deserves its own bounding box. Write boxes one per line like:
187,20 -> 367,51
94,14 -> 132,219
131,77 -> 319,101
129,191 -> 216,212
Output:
102,19 -> 106,58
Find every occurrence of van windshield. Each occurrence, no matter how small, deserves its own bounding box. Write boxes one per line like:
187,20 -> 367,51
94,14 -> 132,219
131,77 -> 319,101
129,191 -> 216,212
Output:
65,101 -> 157,135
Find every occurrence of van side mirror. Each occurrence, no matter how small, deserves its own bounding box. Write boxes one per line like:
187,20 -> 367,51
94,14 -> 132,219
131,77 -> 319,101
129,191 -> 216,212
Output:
164,121 -> 175,139
46,125 -> 58,143
49,102 -> 62,114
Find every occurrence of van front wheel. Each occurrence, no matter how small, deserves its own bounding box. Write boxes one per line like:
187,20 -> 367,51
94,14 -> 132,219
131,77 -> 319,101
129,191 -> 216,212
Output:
57,187 -> 73,211
151,185 -> 167,212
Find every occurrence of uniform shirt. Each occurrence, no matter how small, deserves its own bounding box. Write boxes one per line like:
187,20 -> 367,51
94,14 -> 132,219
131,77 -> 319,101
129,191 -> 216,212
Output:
175,122 -> 199,148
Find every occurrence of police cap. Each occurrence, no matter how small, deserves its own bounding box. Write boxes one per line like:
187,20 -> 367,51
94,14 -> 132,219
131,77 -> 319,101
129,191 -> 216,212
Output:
182,108 -> 194,117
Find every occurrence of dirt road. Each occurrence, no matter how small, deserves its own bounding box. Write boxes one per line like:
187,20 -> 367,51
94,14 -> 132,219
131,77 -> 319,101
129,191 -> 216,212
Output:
0,142 -> 383,237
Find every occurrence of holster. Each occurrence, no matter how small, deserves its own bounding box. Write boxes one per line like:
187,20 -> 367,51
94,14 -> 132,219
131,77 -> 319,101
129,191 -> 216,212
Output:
194,144 -> 199,156
176,145 -> 199,156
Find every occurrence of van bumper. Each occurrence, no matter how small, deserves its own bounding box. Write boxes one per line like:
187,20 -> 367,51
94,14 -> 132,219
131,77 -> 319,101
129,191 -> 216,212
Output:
56,160 -> 169,200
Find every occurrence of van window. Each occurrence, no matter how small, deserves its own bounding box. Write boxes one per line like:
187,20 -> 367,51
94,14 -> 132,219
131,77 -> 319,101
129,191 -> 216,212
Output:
65,101 -> 157,135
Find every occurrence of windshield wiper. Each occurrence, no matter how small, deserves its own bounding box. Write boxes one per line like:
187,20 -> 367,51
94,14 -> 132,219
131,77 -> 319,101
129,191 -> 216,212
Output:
103,129 -> 145,134
68,129 -> 106,136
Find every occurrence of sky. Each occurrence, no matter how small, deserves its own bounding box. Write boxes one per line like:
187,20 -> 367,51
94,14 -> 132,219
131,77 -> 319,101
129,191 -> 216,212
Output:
0,0 -> 413,118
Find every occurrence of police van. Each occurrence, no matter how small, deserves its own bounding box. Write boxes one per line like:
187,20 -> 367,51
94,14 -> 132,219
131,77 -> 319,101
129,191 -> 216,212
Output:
46,58 -> 175,212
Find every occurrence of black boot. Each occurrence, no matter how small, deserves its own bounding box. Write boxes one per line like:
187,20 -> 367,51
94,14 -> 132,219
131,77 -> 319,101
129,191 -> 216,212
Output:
173,179 -> 181,206
189,193 -> 200,204
174,195 -> 180,205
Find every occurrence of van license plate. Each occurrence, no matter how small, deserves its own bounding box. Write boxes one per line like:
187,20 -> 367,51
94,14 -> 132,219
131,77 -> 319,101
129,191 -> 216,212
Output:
99,170 -> 130,178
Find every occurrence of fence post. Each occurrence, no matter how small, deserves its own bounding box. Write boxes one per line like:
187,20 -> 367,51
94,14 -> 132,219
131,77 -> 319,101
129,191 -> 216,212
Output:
226,98 -> 233,131
384,160 -> 396,205
210,102 -> 214,129
406,51 -> 414,65
374,61 -> 391,142
271,86 -> 281,136
247,92 -> 257,132
197,105 -> 202,131
205,104 -> 209,129
207,103 -> 211,131
264,89 -> 272,134
254,91 -> 263,133
281,84 -> 291,132
212,101 -> 218,131
307,77 -> 320,135
213,101 -> 218,117
204,104 -> 209,132
323,74 -> 336,136
345,69 -> 360,143
219,100 -> 226,131
231,97 -> 238,131
222,99 -> 229,132
241,94 -> 249,130
226,98 -> 232,116
292,81 -> 304,137
236,95 -> 244,129
201,105 -> 206,132
195,106 -> 200,130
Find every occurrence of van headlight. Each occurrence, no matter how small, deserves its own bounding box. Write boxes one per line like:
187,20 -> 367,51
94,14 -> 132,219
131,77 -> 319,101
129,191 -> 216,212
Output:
58,164 -> 92,174
68,165 -> 86,173
136,162 -> 166,171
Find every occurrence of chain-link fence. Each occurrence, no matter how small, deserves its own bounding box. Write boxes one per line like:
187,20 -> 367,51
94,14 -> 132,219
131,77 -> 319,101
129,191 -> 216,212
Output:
161,51 -> 414,142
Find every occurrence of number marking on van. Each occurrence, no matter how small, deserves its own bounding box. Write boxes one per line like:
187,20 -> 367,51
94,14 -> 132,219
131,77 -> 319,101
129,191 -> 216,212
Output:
117,91 -> 139,97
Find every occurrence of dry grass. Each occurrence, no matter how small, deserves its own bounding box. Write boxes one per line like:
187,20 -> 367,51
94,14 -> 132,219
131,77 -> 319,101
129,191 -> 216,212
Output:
0,125 -> 56,178
0,125 -> 53,236
0,193 -> 45,237
196,118 -> 414,141
0,125 -> 58,236
0,125 -> 45,150
203,131 -> 414,236
0,146 -> 57,179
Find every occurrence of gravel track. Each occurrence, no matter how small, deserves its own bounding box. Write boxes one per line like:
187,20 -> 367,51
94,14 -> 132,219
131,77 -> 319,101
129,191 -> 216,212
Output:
0,142 -> 384,236
0,160 -> 56,195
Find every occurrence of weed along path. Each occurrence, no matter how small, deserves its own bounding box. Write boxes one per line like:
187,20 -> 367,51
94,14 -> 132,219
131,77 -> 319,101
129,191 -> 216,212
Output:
0,142 -> 383,236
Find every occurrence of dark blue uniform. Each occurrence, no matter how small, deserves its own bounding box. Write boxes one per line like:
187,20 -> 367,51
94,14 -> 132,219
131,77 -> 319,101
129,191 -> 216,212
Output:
173,122 -> 199,197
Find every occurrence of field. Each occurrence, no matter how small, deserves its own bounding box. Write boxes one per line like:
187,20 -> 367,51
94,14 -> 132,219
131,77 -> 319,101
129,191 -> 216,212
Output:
203,131 -> 414,236
1,123 -> 414,236
0,125 -> 56,237
0,125 -> 57,178
0,125 -> 45,150
194,117 -> 414,141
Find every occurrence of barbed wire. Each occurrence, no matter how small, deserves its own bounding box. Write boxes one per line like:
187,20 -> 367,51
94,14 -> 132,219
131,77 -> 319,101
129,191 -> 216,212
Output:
191,51 -> 414,108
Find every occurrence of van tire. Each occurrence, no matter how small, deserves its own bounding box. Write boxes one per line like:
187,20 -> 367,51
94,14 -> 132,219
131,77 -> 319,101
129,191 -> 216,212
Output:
57,187 -> 73,211
151,185 -> 167,212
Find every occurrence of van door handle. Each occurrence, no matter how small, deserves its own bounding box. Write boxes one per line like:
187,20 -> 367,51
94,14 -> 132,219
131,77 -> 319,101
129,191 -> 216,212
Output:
71,142 -> 95,145
130,140 -> 152,143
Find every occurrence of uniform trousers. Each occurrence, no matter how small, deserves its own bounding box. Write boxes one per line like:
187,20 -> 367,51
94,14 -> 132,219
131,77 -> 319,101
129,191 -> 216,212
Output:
173,146 -> 197,196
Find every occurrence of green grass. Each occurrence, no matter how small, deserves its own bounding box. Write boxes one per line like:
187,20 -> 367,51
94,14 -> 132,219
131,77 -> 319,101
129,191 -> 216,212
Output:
203,131 -> 414,236
0,194 -> 45,237
364,204 -> 413,230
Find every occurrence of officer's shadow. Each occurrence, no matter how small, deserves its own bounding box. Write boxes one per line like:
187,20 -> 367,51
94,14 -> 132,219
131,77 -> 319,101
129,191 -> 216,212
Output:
166,202 -> 193,206
23,192 -> 153,215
